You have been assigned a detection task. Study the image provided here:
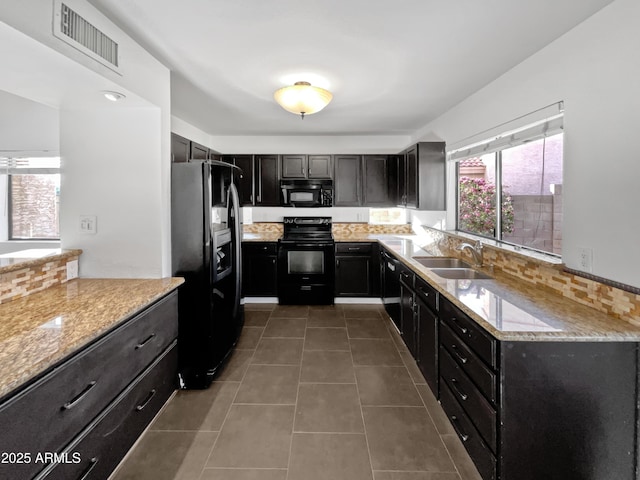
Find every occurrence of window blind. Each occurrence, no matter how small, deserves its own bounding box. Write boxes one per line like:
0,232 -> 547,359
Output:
448,102 -> 564,161
0,157 -> 61,174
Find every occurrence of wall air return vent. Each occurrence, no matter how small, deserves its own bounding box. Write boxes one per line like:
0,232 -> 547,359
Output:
53,0 -> 121,75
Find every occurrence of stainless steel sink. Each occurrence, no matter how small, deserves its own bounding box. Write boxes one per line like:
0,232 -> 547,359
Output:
413,257 -> 471,269
430,268 -> 492,280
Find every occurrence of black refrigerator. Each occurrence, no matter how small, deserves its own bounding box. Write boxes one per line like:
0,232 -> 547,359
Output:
171,160 -> 243,389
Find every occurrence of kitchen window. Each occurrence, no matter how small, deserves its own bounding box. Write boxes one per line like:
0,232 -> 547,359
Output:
450,108 -> 563,255
1,157 -> 61,240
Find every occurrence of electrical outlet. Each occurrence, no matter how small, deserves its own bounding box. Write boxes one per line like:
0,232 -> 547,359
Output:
578,247 -> 593,273
79,215 -> 97,234
66,259 -> 78,280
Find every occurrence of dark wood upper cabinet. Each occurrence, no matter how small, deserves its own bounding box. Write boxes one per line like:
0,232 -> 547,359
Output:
397,142 -> 445,210
334,155 -> 362,206
223,155 -> 254,206
282,155 -> 333,179
190,141 -> 209,161
363,155 -> 391,206
405,146 -> 418,208
308,155 -> 332,178
281,155 -> 307,178
255,155 -> 280,206
170,133 -> 190,163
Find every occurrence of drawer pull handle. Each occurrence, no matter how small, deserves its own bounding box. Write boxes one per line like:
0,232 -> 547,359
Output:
451,318 -> 468,335
136,389 -> 157,411
418,287 -> 429,297
77,457 -> 99,480
62,381 -> 97,410
135,334 -> 156,350
387,262 -> 396,272
348,247 -> 359,251
450,345 -> 468,364
450,378 -> 468,401
450,415 -> 470,442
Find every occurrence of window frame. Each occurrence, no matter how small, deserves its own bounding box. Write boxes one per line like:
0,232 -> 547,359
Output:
454,132 -> 563,257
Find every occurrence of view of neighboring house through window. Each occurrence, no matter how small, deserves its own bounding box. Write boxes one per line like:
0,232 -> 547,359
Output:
1,157 -> 60,240
453,112 -> 563,255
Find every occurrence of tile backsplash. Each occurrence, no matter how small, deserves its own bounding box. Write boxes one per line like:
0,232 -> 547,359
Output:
0,254 -> 79,305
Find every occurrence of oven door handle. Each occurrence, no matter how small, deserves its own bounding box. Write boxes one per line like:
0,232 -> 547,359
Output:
283,243 -> 334,248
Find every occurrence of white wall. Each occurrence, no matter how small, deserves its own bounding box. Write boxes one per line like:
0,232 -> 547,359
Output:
0,90 -> 59,153
413,0 -> 640,288
1,0 -> 173,278
60,107 -> 164,277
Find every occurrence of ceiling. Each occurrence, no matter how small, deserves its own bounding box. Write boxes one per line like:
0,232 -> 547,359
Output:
88,0 -> 614,137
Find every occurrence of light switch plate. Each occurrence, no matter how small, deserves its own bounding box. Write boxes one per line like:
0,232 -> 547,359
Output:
79,215 -> 97,234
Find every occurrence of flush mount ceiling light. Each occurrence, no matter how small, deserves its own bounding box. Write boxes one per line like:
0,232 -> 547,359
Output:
102,91 -> 126,102
273,81 -> 333,119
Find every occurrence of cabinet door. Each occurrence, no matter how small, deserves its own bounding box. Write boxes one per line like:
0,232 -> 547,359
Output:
171,133 -> 190,163
243,243 -> 278,296
255,155 -> 280,205
334,155 -> 362,206
416,297 -> 438,396
308,155 -> 333,178
224,155 -> 254,206
281,155 -> 307,178
335,256 -> 371,296
400,282 -> 417,356
363,155 -> 390,206
190,141 -> 209,161
416,142 -> 446,210
405,146 -> 418,208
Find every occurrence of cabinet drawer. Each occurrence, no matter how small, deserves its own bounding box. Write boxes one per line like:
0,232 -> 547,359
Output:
243,242 -> 278,255
440,381 -> 497,480
37,342 -> 178,480
335,242 -> 373,254
440,346 -> 497,453
440,322 -> 497,404
0,292 -> 178,480
439,299 -> 497,369
414,275 -> 437,312
398,264 -> 414,289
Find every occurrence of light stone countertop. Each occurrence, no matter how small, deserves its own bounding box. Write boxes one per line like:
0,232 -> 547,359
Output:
378,237 -> 640,342
0,277 -> 183,400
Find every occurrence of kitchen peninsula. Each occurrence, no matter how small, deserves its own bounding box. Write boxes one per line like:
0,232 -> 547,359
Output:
0,249 -> 183,480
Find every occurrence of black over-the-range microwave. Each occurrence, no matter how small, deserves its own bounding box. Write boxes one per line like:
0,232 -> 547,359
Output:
280,179 -> 333,207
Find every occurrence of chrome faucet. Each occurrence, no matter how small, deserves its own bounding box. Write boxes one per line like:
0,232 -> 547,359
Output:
457,241 -> 484,267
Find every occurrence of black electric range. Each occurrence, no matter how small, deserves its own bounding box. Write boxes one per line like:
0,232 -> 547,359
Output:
277,217 -> 335,305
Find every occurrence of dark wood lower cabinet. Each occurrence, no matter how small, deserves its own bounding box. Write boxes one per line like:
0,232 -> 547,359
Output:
438,296 -> 638,480
380,251 -> 639,480
0,291 -> 179,480
37,343 -> 177,480
242,242 -> 278,296
334,243 -> 379,297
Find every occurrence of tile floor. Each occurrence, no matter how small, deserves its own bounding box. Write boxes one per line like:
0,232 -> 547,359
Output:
111,304 -> 483,480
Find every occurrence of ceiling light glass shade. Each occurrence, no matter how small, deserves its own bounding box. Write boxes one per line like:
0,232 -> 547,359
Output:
273,81 -> 333,118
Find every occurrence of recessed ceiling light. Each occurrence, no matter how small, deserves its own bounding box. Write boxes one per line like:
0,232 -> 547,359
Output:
102,91 -> 126,102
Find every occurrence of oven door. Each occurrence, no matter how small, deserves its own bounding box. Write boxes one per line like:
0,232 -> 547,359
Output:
277,241 -> 335,304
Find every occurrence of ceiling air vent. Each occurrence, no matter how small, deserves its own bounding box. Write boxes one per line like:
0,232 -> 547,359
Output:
53,0 -> 121,74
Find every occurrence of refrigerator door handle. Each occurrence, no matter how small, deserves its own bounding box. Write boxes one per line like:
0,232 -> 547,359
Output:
228,182 -> 243,320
